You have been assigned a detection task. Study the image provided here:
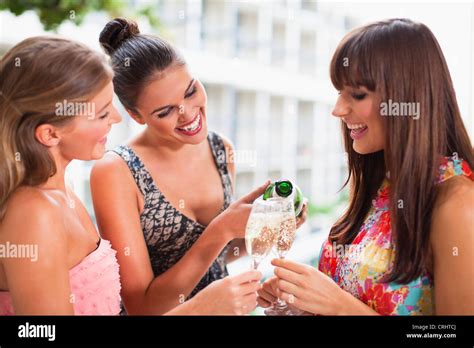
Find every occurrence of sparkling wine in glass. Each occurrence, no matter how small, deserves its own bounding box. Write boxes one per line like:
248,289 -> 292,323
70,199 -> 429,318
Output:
264,199 -> 304,315
245,199 -> 280,270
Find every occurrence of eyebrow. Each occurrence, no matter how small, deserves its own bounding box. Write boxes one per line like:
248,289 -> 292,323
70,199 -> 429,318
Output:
98,100 -> 112,114
150,79 -> 195,115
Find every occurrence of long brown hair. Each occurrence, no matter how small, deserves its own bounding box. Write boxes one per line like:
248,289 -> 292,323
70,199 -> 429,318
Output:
0,36 -> 113,220
329,19 -> 473,283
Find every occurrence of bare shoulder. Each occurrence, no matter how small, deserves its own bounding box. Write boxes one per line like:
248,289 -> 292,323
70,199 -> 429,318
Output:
0,186 -> 66,247
217,133 -> 235,153
431,176 -> 474,248
91,151 -> 128,175
214,132 -> 235,180
90,150 -> 140,215
90,151 -> 134,186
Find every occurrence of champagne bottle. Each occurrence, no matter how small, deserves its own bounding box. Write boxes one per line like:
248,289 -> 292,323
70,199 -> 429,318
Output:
263,180 -> 304,217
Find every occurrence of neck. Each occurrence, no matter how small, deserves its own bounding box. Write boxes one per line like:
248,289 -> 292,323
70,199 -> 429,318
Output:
37,150 -> 71,192
139,127 -> 201,160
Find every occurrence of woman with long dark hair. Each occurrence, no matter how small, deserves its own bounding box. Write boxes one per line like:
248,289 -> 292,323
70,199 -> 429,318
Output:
258,18 -> 474,315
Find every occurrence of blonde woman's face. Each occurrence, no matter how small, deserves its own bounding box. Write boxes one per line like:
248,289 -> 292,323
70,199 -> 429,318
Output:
332,86 -> 385,154
58,81 -> 122,161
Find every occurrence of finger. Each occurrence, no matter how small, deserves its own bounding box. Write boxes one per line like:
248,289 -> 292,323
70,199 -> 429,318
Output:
296,216 -> 304,228
276,279 -> 302,299
269,277 -> 279,293
263,275 -> 278,287
241,293 -> 258,313
262,278 -> 278,297
301,204 -> 308,217
257,287 -> 277,304
239,180 -> 271,204
239,280 -> 262,295
257,296 -> 272,308
271,258 -> 308,274
279,291 -> 301,308
301,210 -> 308,222
234,270 -> 262,284
274,266 -> 302,287
296,204 -> 308,227
262,283 -> 278,299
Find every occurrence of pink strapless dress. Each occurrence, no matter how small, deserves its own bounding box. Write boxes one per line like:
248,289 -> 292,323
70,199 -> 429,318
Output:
0,238 -> 121,315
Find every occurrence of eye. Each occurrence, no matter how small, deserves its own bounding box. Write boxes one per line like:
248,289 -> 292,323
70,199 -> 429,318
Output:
157,107 -> 173,118
185,86 -> 197,98
351,93 -> 367,100
99,112 -> 109,119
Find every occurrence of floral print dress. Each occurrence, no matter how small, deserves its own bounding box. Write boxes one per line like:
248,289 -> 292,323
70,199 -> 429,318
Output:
318,156 -> 473,315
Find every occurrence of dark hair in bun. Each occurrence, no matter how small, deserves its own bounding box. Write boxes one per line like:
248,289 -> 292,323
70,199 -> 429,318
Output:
99,17 -> 140,55
99,17 -> 185,113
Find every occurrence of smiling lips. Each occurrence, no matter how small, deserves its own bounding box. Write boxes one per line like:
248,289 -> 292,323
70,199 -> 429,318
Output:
176,112 -> 203,136
346,122 -> 368,140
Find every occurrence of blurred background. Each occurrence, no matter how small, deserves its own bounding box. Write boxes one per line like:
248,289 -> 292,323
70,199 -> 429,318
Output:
1,0 -> 473,313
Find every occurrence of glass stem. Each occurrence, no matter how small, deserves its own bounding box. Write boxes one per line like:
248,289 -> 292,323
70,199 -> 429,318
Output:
251,258 -> 260,270
275,256 -> 288,308
275,298 -> 288,309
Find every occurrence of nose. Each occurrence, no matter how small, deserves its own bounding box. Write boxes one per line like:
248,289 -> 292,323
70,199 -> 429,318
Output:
109,105 -> 122,125
332,95 -> 350,118
177,104 -> 196,123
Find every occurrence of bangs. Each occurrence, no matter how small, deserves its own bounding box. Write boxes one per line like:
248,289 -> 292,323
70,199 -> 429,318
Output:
330,27 -> 378,92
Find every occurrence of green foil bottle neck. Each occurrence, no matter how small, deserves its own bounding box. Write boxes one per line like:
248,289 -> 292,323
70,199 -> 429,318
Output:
275,180 -> 293,197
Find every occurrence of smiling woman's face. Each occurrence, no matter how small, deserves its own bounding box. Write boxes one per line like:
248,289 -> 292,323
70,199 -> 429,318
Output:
132,64 -> 208,146
58,81 -> 121,161
332,86 -> 385,155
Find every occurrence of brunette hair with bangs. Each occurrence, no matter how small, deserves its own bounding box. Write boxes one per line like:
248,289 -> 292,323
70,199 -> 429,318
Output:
329,18 -> 473,283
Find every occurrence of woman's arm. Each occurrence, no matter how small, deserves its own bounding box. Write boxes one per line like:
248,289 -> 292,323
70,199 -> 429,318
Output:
91,153 -> 268,314
220,135 -> 246,263
165,270 -> 262,315
430,176 -> 474,314
220,135 -> 308,263
0,189 -> 74,315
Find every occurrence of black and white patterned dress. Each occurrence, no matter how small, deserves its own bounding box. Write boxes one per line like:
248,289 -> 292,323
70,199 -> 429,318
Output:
112,131 -> 233,310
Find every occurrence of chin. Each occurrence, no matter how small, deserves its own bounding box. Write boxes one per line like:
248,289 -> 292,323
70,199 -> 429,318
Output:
90,147 -> 106,160
353,144 -> 370,155
352,142 -> 383,155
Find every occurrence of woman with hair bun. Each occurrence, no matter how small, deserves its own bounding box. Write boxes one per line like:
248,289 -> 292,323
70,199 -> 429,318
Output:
92,17 -> 306,315
91,17 -> 286,315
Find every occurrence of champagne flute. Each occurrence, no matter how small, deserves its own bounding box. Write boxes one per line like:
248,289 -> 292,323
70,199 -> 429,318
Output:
245,198 -> 280,270
264,198 -> 304,316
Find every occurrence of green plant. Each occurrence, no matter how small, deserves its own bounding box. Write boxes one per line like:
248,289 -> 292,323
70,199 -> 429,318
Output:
0,0 -> 162,31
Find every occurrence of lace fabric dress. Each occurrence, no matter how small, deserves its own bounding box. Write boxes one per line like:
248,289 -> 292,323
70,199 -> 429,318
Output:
112,131 -> 233,306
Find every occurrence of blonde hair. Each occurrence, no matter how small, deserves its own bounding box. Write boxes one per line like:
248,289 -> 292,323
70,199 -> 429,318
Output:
0,36 -> 113,219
